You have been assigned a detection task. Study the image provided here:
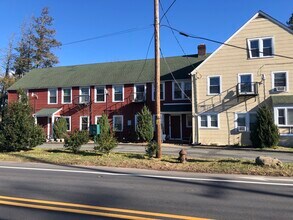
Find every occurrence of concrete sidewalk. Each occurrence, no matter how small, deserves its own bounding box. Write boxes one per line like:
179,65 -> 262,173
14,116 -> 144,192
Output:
39,142 -> 293,163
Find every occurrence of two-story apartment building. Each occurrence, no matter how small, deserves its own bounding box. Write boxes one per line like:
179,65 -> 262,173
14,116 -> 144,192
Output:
191,11 -> 293,146
8,52 -> 208,142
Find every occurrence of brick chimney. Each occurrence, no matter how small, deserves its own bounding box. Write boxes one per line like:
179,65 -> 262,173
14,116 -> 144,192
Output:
198,44 -> 206,57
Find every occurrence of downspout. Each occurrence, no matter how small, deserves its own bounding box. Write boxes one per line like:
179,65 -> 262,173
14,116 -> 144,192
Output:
191,72 -> 199,145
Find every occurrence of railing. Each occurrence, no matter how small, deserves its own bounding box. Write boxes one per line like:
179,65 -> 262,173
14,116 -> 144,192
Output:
73,95 -> 90,105
236,82 -> 259,96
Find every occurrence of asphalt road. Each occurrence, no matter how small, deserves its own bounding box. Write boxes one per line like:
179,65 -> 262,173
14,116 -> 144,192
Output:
0,161 -> 292,219
40,143 -> 293,162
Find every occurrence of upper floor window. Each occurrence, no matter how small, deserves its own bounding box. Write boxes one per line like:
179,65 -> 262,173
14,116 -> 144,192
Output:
152,82 -> 165,101
272,71 -> 288,92
173,81 -> 191,100
208,76 -> 221,95
48,88 -> 57,104
95,86 -> 106,102
113,85 -> 124,102
248,37 -> 273,58
79,87 -> 90,104
62,88 -> 72,104
134,84 -> 146,102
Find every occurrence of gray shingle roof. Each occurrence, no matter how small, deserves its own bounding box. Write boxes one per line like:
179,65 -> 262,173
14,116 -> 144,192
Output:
8,54 -> 209,90
271,95 -> 293,105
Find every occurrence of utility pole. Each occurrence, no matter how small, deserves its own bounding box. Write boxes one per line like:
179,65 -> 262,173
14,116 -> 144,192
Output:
154,0 -> 162,158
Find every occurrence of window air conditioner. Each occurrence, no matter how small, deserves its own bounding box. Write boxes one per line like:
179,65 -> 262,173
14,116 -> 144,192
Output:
275,86 -> 286,92
237,126 -> 247,132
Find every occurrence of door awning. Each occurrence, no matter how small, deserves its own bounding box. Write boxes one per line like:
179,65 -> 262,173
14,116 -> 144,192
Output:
34,108 -> 62,117
271,95 -> 293,105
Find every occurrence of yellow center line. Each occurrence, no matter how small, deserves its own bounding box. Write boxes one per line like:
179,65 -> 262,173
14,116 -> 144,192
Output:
0,199 -> 157,220
0,195 -> 209,220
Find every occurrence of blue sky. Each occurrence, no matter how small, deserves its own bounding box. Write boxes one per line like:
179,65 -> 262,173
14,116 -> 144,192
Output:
0,0 -> 292,67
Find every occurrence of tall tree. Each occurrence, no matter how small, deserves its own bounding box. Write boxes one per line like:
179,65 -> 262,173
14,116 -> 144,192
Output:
31,7 -> 61,68
14,22 -> 34,78
1,35 -> 15,77
287,13 -> 293,30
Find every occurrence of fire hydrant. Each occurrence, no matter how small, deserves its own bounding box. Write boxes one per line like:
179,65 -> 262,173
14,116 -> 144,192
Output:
178,149 -> 187,163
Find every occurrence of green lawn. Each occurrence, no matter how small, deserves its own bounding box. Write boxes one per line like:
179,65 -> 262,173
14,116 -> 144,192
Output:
0,148 -> 292,177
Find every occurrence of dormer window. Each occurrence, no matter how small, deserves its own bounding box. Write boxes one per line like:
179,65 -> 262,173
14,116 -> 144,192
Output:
248,37 -> 273,58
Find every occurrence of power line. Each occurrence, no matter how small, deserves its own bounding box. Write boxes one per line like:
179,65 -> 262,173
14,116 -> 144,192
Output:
61,25 -> 152,47
160,0 -> 177,22
161,25 -> 293,60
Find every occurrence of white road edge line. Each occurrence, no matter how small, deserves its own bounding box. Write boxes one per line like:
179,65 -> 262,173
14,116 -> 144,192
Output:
0,165 -> 292,186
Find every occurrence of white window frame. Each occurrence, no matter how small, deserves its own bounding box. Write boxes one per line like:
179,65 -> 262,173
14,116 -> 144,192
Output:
199,113 -> 219,129
238,73 -> 254,94
247,37 -> 274,59
113,115 -> 123,132
112,85 -> 124,102
61,88 -> 72,104
94,86 -> 106,103
274,107 -> 293,127
172,81 -> 191,100
152,82 -> 165,101
80,116 -> 89,131
79,87 -> 90,104
48,88 -> 58,104
207,75 -> 222,95
186,114 -> 192,128
271,71 -> 289,92
134,84 -> 146,101
234,112 -> 257,132
95,115 -> 102,124
62,116 -> 71,131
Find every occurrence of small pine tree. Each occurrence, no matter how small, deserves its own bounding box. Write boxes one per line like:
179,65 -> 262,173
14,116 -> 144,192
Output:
53,117 -> 68,139
94,114 -> 117,154
136,106 -> 154,142
250,106 -> 279,148
64,130 -> 89,153
0,90 -> 45,151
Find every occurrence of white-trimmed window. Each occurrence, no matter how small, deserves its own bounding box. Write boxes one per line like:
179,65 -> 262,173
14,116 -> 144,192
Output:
95,86 -> 106,103
95,115 -> 102,124
248,37 -> 273,58
172,81 -> 191,100
238,73 -> 254,94
186,114 -> 192,128
272,71 -> 288,92
208,76 -> 221,95
235,112 -> 257,132
62,116 -> 71,131
274,107 -> 293,126
62,88 -> 72,104
134,84 -> 146,102
152,82 -> 165,101
134,114 -> 139,131
199,114 -> 219,128
79,87 -> 90,104
80,116 -> 89,131
48,88 -> 57,104
113,85 -> 124,102
113,115 -> 123,132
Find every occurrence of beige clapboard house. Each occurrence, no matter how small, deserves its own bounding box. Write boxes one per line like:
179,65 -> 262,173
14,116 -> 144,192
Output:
191,11 -> 293,146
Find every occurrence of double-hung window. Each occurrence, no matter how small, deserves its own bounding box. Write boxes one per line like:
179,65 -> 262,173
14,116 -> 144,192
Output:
208,76 -> 221,95
235,112 -> 257,132
113,115 -> 123,132
61,116 -> 71,131
79,87 -> 90,104
48,88 -> 57,104
152,83 -> 165,101
134,84 -> 146,102
113,85 -> 123,102
173,81 -> 191,100
80,116 -> 89,131
62,88 -> 71,104
275,107 -> 293,126
95,86 -> 106,102
199,114 -> 219,128
272,71 -> 288,92
248,37 -> 273,58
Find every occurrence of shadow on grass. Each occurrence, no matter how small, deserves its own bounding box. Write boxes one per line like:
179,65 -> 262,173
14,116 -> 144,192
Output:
46,149 -> 100,157
124,154 -> 146,159
218,159 -> 241,163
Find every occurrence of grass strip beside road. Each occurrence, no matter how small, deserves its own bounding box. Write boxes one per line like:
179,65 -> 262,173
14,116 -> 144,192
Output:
0,148 -> 292,176
0,195 -> 208,220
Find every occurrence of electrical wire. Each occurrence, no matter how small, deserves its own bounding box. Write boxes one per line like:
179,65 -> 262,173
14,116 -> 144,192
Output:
161,25 -> 293,60
160,0 -> 177,22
